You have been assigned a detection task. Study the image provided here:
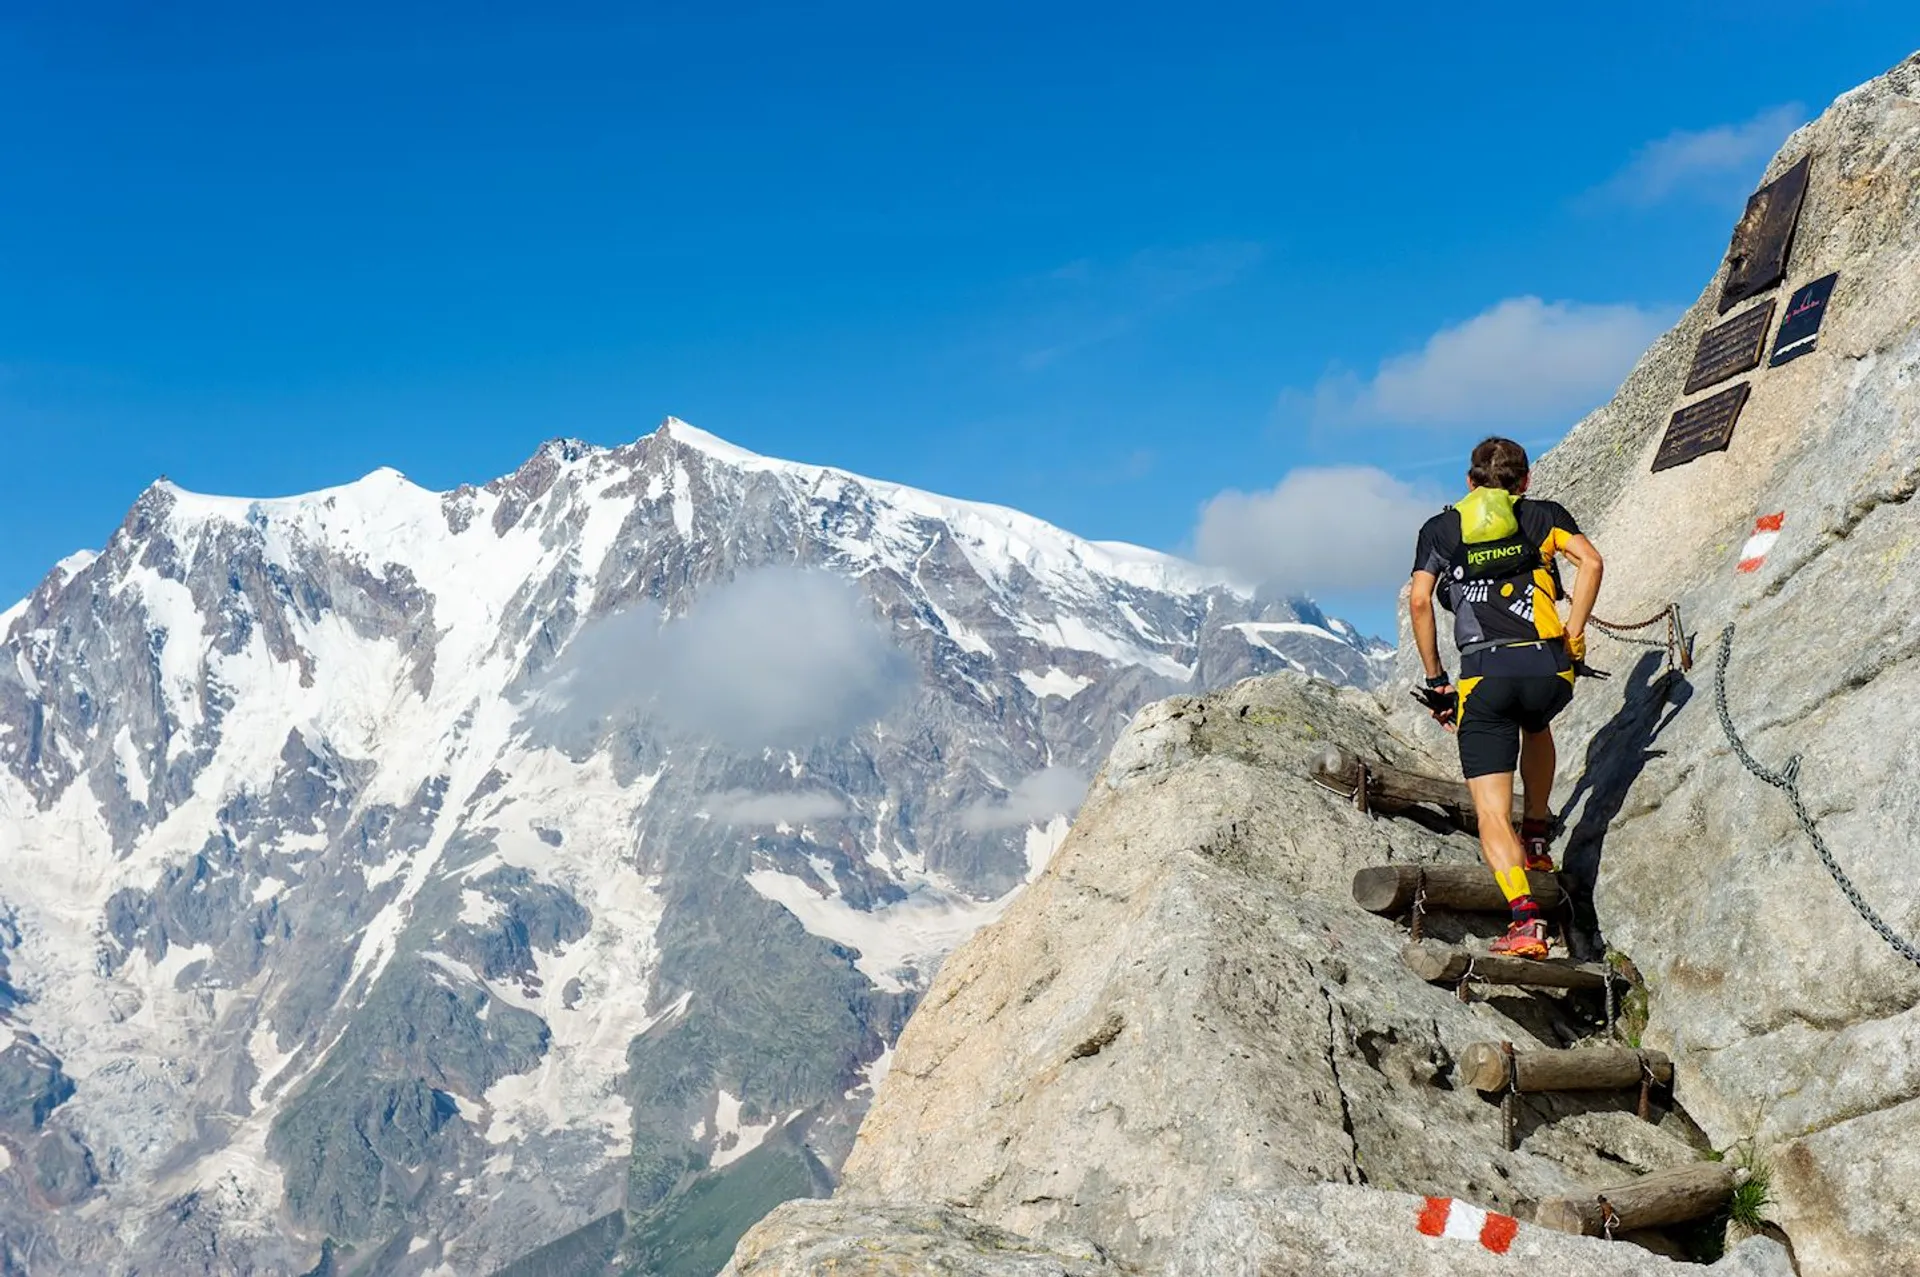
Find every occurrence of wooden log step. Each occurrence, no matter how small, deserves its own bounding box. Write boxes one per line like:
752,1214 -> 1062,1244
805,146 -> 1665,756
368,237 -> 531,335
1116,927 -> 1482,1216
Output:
1312,747 -> 1523,827
1352,863 -> 1565,916
1536,1163 -> 1737,1237
1457,1042 -> 1673,1094
1401,940 -> 1610,991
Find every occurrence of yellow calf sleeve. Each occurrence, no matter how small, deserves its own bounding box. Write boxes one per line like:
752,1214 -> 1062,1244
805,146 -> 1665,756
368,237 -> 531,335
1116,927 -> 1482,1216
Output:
1494,865 -> 1531,901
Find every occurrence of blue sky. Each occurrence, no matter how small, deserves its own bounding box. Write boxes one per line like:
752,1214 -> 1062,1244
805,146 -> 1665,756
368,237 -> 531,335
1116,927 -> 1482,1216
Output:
3,3 -> 1913,635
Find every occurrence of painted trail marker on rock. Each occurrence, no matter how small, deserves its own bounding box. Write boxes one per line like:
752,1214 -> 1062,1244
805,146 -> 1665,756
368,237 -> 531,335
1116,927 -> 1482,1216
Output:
1652,382 -> 1751,473
1770,272 -> 1840,365
1738,512 -> 1785,572
1416,1197 -> 1519,1254
1685,300 -> 1776,394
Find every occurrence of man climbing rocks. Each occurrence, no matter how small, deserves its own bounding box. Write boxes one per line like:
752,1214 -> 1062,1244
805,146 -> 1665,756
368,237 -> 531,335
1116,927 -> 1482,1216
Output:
1406,437 -> 1604,960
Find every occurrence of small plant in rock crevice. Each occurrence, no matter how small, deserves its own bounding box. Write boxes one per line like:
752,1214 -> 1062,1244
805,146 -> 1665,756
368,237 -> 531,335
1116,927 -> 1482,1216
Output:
1729,1157 -> 1774,1232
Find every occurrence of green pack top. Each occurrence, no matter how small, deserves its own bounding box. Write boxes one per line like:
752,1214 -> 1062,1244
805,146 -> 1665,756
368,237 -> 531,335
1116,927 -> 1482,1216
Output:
1411,490 -> 1583,655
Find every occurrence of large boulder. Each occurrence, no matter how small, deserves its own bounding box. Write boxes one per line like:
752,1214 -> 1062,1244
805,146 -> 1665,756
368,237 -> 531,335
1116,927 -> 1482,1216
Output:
822,678 -> 1706,1266
723,1199 -> 1116,1276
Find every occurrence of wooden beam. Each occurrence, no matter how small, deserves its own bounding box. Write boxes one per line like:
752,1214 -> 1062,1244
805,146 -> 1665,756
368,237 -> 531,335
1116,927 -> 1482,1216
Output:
1312,747 -> 1524,828
1401,941 -> 1609,990
1458,1043 -> 1672,1094
1536,1164 -> 1737,1237
1351,864 -> 1564,916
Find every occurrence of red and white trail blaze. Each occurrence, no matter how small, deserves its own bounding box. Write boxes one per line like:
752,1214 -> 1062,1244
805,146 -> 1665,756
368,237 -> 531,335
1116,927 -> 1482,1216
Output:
1416,1196 -> 1520,1254
1737,511 -> 1786,573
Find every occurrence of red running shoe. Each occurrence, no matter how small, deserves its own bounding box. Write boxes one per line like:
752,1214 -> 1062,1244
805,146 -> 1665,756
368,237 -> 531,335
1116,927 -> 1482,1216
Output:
1490,919 -> 1549,960
1523,835 -> 1556,873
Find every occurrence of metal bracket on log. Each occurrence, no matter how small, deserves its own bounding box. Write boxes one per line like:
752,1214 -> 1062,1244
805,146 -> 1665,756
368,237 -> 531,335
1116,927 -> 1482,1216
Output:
1536,1164 -> 1736,1237
1353,864 -> 1564,916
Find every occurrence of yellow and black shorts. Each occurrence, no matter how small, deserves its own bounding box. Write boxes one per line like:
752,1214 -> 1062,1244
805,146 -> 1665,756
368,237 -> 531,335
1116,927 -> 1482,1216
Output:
1456,643 -> 1575,780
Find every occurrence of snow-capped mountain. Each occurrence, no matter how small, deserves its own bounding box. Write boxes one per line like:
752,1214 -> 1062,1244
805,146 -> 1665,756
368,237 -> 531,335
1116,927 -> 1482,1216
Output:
0,419 -> 1388,1274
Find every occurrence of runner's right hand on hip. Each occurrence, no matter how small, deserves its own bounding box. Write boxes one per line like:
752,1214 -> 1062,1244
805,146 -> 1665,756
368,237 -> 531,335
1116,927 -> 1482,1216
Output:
1412,675 -> 1457,730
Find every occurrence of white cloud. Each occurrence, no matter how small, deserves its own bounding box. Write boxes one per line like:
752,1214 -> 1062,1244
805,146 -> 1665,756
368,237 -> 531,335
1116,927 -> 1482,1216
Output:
537,568 -> 914,747
1595,104 -> 1805,206
960,767 -> 1088,832
706,790 -> 849,825
1300,296 -> 1676,430
1193,466 -> 1441,595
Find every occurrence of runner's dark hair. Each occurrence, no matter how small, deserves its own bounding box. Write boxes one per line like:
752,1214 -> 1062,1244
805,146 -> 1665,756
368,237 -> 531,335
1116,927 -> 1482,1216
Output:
1468,437 -> 1530,491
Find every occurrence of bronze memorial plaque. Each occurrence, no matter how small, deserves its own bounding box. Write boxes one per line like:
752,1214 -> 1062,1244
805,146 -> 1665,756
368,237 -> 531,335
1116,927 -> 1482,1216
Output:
1684,299 -> 1776,394
1719,154 -> 1811,313
1652,382 -> 1752,473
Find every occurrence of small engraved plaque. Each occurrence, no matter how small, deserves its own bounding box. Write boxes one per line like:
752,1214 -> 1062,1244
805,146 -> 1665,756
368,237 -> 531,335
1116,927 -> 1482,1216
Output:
1684,300 -> 1775,394
1720,154 -> 1811,313
1770,272 -> 1840,365
1652,383 -> 1752,473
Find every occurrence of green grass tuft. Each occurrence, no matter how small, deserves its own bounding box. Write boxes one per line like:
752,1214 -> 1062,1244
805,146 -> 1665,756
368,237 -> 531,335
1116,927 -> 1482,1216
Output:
1730,1160 -> 1773,1232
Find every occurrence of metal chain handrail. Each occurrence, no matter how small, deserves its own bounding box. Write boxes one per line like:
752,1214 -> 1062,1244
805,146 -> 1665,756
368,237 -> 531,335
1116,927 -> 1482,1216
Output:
1590,604 -> 1692,672
1712,623 -> 1920,969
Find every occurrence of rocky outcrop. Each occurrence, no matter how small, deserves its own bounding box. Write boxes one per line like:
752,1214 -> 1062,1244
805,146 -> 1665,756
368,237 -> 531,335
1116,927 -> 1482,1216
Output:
732,675 -> 1770,1275
836,680 -> 1705,1253
735,1190 -> 1794,1277
729,49 -> 1920,1277
728,1200 -> 1117,1275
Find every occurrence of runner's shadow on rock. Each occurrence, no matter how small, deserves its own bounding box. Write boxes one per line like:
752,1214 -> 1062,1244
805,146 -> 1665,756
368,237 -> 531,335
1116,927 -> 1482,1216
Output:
1559,652 -> 1693,960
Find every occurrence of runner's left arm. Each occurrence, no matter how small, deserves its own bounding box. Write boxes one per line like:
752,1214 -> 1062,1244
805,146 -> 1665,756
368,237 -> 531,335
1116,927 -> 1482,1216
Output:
1556,533 -> 1604,646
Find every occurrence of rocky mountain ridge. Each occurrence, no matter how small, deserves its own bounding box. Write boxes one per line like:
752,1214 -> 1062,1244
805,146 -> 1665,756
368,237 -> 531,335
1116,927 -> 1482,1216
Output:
728,49 -> 1920,1277
0,418 -> 1385,1274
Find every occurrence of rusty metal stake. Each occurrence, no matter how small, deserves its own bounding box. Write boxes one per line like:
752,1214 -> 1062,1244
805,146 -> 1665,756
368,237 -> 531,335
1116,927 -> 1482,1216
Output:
1500,1040 -> 1518,1152
1408,868 -> 1428,942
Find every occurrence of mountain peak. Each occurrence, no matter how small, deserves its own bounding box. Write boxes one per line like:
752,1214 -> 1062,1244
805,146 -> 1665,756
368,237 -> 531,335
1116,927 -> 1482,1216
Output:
535,437 -> 598,465
655,415 -> 767,466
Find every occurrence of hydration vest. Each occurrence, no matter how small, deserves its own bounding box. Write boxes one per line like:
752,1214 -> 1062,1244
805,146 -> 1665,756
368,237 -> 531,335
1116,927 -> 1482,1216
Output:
1438,488 -> 1562,652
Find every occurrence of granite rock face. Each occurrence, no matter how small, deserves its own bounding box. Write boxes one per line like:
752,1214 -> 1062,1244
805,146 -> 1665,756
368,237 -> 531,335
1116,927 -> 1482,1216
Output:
1165,1189 -> 1794,1277
842,681 -> 1684,1244
726,1191 -> 1793,1277
817,676 -> 1707,1269
721,1199 -> 1117,1276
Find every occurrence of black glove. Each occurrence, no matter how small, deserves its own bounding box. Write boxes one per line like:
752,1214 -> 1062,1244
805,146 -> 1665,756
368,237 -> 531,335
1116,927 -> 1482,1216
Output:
1411,673 -> 1457,728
